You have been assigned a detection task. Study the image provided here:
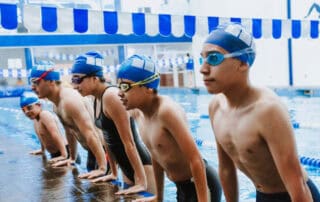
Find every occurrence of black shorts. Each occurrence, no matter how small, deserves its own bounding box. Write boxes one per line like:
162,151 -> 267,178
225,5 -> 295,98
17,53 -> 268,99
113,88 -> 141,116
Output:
50,145 -> 81,164
256,178 -> 320,202
174,159 -> 222,202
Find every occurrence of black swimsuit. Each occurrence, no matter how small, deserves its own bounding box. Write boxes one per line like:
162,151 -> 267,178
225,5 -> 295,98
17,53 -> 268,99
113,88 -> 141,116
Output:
94,86 -> 152,182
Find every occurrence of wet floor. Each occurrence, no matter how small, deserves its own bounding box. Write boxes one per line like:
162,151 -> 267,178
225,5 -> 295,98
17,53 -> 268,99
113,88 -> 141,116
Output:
0,133 -> 144,202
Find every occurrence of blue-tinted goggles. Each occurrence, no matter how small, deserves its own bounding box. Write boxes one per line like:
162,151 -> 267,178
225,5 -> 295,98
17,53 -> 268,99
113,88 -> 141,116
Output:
201,48 -> 253,66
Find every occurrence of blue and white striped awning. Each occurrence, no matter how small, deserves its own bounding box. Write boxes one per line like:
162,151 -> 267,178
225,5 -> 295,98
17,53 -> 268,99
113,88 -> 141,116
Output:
0,3 -> 319,39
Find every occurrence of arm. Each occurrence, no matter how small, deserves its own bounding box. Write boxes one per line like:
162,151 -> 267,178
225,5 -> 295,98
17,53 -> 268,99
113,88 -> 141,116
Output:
91,145 -> 118,183
209,100 -> 238,202
259,100 -> 312,202
41,111 -> 68,159
104,90 -> 147,193
65,97 -> 107,178
30,122 -> 45,155
216,142 -> 238,202
161,100 -> 208,202
52,126 -> 78,167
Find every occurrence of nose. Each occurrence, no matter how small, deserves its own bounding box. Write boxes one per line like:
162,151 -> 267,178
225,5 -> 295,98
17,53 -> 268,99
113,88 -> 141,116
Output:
200,62 -> 210,75
118,90 -> 124,98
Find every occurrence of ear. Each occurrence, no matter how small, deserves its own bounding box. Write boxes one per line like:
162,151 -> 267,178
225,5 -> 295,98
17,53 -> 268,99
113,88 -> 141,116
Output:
238,61 -> 249,72
146,88 -> 154,94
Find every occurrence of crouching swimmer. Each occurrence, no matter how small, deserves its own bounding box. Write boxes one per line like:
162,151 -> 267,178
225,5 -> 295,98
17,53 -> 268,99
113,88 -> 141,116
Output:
117,55 -> 222,202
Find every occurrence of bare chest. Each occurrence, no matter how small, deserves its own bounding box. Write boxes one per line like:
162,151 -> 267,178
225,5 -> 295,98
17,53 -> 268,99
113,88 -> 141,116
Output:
213,109 -> 266,162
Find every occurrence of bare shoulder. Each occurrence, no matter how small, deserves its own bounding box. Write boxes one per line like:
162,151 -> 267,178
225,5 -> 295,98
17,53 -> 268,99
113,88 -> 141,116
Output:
255,87 -> 288,117
39,110 -> 54,120
158,96 -> 185,119
102,86 -> 120,103
208,93 -> 223,117
60,88 -> 84,112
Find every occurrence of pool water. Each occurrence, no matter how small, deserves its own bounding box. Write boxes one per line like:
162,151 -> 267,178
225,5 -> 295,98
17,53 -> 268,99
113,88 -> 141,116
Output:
1,89 -> 320,201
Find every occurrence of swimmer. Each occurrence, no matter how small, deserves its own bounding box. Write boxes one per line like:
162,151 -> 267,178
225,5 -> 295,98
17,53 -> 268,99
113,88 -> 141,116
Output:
200,22 -> 320,201
29,65 -> 107,179
71,51 -> 155,195
20,91 -> 68,163
117,55 -> 222,202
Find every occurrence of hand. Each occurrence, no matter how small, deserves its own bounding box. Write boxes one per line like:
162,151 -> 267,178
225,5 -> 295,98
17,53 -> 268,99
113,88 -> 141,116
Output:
29,149 -> 43,155
132,196 -> 157,202
78,169 -> 106,179
52,159 -> 75,168
48,156 -> 66,164
115,184 -> 146,195
90,173 -> 117,183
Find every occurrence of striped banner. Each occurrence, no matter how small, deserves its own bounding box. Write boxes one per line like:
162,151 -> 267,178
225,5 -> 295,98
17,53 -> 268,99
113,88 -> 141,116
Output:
0,3 -> 319,39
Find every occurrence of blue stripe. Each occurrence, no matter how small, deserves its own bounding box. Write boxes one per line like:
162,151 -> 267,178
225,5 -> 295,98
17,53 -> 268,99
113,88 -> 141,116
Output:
230,17 -> 241,23
0,4 -> 18,30
287,0 -> 293,86
208,17 -> 219,33
0,34 -> 192,47
104,11 -> 118,34
272,19 -> 282,39
184,15 -> 195,37
159,14 -> 171,36
41,7 -> 57,32
252,19 -> 262,38
310,20 -> 319,38
74,9 -> 88,33
132,13 -> 145,35
291,20 -> 301,39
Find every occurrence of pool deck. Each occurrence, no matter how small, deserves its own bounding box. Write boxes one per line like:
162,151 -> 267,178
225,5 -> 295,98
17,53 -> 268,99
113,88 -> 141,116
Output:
0,133 -> 142,202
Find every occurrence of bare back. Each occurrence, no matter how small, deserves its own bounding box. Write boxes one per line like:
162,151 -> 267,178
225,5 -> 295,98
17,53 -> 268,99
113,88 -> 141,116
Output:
53,88 -> 95,149
34,110 -> 65,154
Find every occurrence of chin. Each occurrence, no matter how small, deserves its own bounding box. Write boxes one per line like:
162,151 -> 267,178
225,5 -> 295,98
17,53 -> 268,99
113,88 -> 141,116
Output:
205,87 -> 220,94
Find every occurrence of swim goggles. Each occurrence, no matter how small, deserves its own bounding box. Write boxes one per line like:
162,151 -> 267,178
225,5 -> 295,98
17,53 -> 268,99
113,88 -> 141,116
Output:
118,73 -> 160,92
21,104 -> 35,113
202,48 -> 254,66
71,70 -> 102,84
30,68 -> 54,86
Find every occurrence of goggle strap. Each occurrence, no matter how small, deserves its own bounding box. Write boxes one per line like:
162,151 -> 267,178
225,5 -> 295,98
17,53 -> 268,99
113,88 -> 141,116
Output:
224,48 -> 254,58
131,73 -> 160,86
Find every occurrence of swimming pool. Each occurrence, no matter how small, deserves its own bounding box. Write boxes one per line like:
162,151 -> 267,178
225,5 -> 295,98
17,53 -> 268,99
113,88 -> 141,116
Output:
0,88 -> 320,201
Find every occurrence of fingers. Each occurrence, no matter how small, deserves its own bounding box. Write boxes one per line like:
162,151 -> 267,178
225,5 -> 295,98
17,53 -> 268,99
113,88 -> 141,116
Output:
132,196 -> 156,202
90,176 -> 109,183
78,170 -> 105,179
52,159 -> 69,167
115,185 -> 146,195
48,156 -> 66,164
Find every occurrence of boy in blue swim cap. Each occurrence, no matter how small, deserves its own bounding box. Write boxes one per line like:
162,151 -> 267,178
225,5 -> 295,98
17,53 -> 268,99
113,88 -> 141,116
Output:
20,92 -> 68,162
30,64 -> 108,179
71,51 -> 156,195
117,55 -> 222,202
200,22 -> 320,201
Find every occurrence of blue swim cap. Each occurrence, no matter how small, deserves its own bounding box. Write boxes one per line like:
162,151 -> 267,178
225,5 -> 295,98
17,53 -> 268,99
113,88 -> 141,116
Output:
205,22 -> 256,67
117,55 -> 160,90
29,61 -> 60,81
20,92 -> 40,108
71,51 -> 104,77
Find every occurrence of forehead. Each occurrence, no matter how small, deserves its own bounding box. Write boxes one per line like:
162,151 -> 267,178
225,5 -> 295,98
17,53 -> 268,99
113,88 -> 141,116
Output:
201,43 -> 228,56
